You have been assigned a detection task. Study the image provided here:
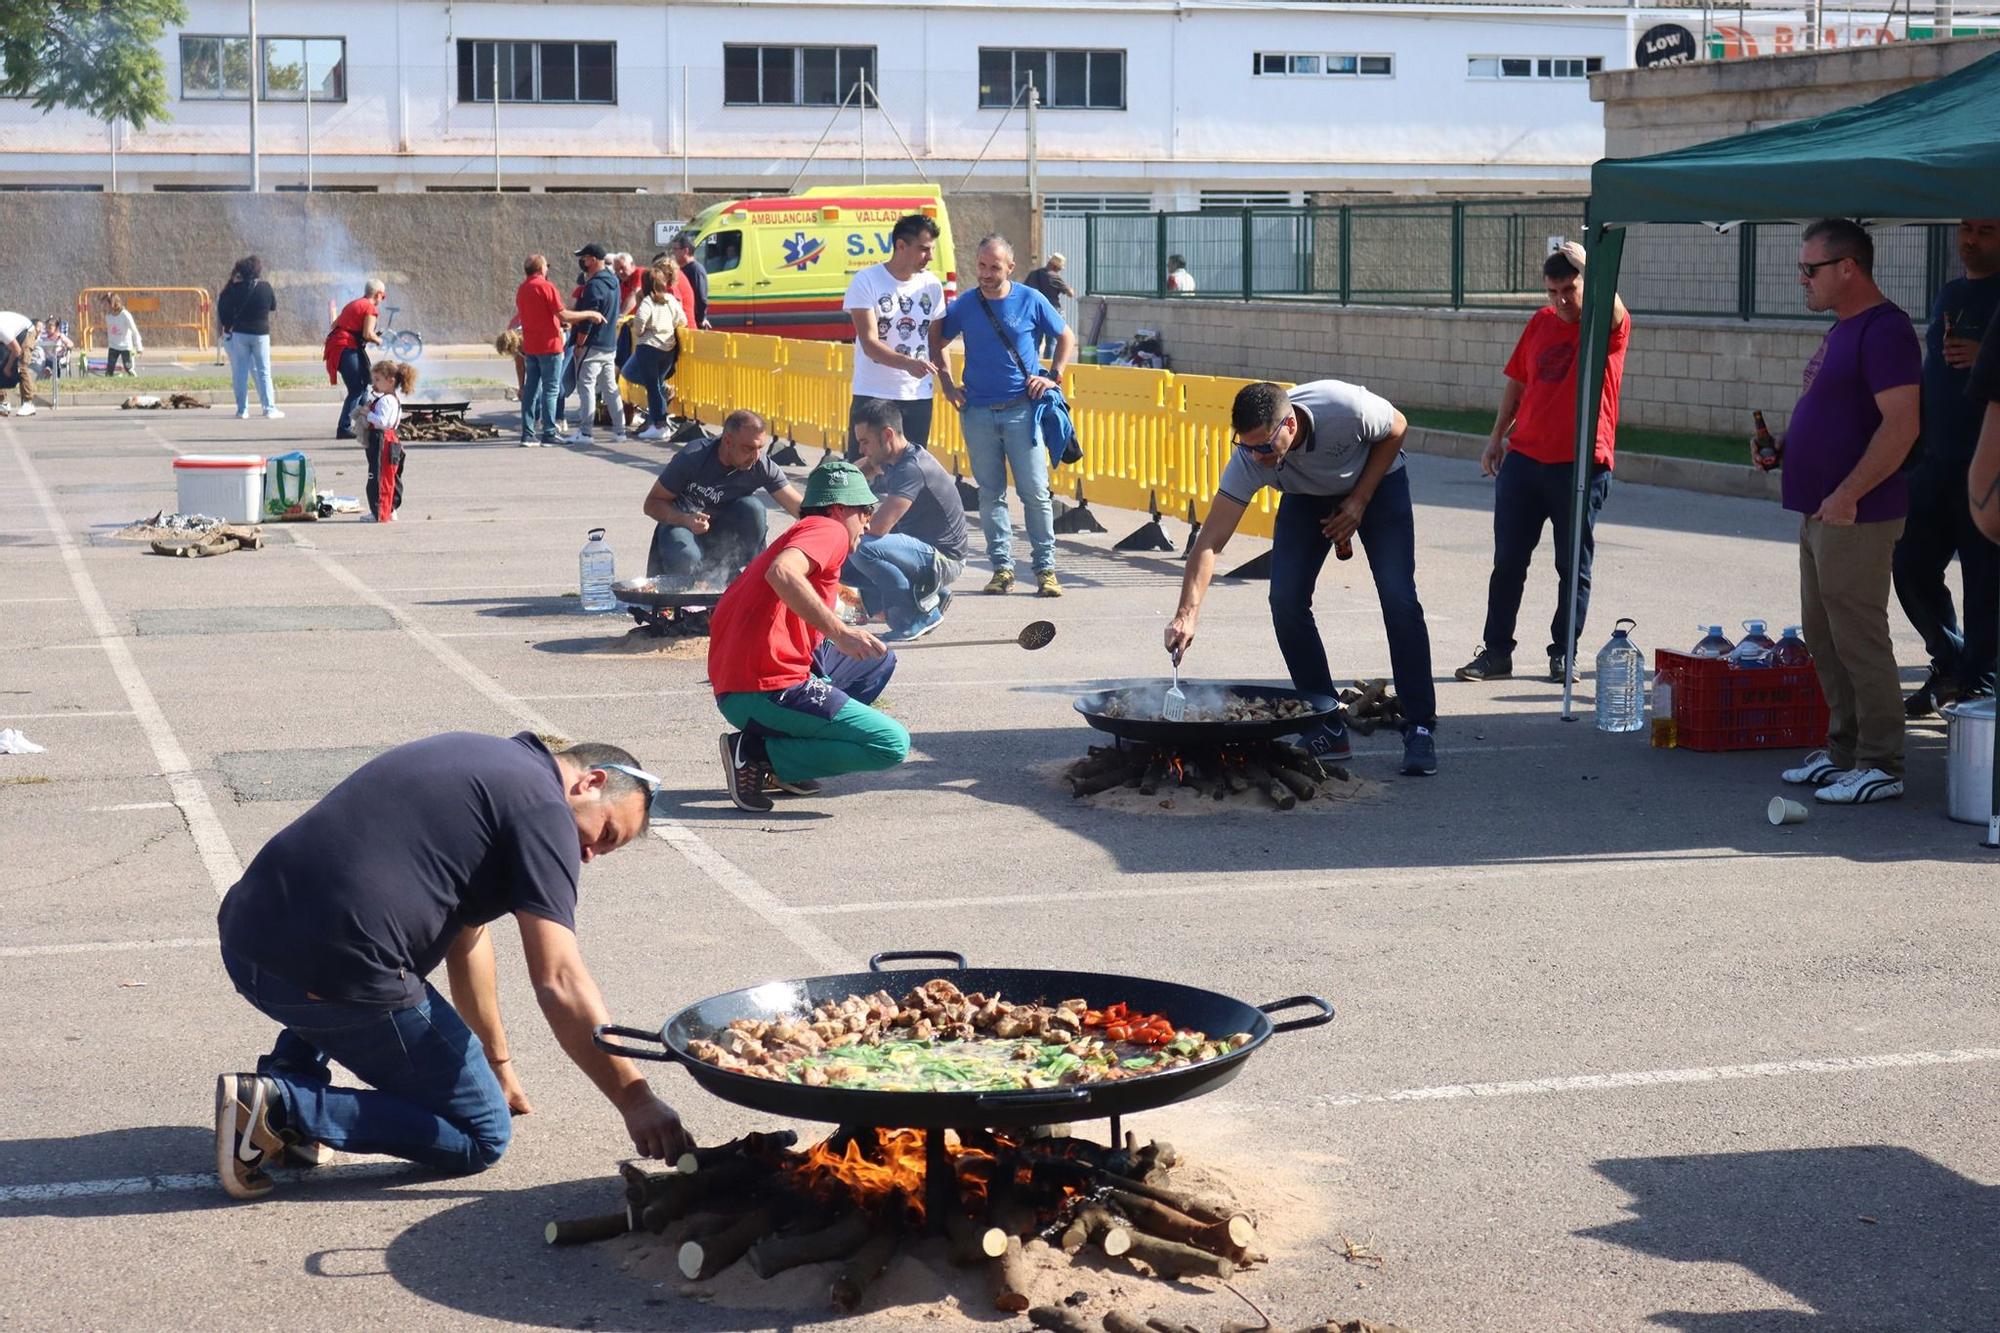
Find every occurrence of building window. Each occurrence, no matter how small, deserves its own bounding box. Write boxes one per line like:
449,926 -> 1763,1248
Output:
978,49 -> 1124,109
1467,54 -> 1604,80
260,38 -> 346,101
1254,52 -> 1395,78
1200,190 -> 1297,211
455,41 -> 616,104
1044,192 -> 1154,215
180,35 -> 252,99
723,46 -> 876,106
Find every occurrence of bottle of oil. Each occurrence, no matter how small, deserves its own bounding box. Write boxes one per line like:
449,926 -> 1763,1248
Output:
1650,674 -> 1677,749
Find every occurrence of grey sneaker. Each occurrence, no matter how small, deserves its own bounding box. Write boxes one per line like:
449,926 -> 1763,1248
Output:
1454,646 -> 1512,682
1400,724 -> 1438,776
720,732 -> 774,813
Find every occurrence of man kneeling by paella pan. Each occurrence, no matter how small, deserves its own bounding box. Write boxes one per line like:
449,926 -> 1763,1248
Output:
710,458 -> 912,812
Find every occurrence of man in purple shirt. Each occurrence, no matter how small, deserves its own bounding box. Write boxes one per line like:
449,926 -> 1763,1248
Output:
1759,219 -> 1922,805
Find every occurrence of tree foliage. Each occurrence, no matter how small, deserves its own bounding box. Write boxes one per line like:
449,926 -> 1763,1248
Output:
0,0 -> 188,129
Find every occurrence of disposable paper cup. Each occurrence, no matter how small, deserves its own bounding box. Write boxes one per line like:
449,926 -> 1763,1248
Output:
1768,796 -> 1809,826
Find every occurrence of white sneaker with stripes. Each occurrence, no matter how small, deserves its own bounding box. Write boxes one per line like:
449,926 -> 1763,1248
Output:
1813,767 -> 1903,805
1780,749 -> 1849,785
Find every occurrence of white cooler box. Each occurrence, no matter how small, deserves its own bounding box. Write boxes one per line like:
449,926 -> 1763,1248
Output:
173,454 -> 265,524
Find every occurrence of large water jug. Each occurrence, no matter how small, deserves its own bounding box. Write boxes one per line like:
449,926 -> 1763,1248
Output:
1691,625 -> 1735,658
1772,625 -> 1812,667
579,528 -> 617,612
1595,617 -> 1646,732
1729,619 -> 1777,668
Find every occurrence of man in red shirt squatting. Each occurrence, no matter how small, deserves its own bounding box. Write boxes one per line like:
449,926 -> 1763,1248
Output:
1457,241 -> 1631,685
709,460 -> 911,812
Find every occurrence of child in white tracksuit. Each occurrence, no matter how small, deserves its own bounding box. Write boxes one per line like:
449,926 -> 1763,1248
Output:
104,297 -> 143,375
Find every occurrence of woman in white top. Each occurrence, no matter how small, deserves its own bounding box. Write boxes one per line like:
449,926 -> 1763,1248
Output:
103,295 -> 143,375
621,265 -> 688,441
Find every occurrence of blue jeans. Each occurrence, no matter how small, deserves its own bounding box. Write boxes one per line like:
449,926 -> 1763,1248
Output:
1481,451 -> 1613,659
520,352 -> 561,442
222,948 -> 511,1175
961,398 -> 1054,574
225,332 -> 275,414
336,346 -> 370,438
1270,466 -> 1436,728
845,533 -> 958,633
622,344 -> 675,427
1892,453 -> 1998,695
648,495 -> 767,582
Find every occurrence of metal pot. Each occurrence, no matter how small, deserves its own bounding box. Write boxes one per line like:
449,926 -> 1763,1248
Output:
1942,696 -> 1995,826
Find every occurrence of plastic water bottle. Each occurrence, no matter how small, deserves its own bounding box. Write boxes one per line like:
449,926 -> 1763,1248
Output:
579,528 -> 616,612
1595,617 -> 1645,733
1728,619 -> 1777,668
1691,625 -> 1735,658
1772,625 -> 1811,667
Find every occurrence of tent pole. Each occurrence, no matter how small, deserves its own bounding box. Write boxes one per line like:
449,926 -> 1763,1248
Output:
1561,222 -> 1625,722
1989,574 -> 1999,848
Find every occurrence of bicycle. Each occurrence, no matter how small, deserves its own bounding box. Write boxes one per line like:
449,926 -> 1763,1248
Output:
377,305 -> 425,362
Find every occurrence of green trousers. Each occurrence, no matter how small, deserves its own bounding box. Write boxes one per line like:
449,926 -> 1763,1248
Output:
718,691 -> 909,783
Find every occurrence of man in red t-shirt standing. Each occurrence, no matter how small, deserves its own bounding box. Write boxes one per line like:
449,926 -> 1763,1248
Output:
708,460 -> 910,812
514,254 -> 580,447
1457,242 -> 1631,684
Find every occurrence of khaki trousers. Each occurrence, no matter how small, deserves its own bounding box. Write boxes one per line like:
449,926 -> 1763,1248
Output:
11,328 -> 36,404
1799,515 -> 1906,776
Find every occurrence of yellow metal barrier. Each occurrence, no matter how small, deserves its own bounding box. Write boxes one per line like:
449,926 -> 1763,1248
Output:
679,337 -> 1295,542
76,286 -> 214,354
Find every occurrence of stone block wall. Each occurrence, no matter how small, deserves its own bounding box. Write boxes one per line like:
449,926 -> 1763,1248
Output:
1103,296 -> 1830,438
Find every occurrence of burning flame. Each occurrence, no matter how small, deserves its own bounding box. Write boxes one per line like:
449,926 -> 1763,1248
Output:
787,1130 -> 1001,1223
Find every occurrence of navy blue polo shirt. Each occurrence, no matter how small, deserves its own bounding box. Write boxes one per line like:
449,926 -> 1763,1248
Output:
217,732 -> 581,1008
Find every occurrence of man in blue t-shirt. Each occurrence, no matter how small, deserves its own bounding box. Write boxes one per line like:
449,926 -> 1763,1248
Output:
562,243 -> 623,445
930,234 -> 1076,598
1892,218 -> 2000,716
212,732 -> 691,1199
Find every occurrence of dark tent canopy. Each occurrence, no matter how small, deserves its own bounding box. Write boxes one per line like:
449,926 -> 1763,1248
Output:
1562,49 -> 2000,844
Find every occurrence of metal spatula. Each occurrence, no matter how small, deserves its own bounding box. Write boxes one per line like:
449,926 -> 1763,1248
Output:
1163,649 -> 1187,721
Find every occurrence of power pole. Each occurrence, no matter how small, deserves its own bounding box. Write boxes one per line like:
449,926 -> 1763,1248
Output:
304,53 -> 314,192
1025,80 -> 1042,263
247,0 -> 261,190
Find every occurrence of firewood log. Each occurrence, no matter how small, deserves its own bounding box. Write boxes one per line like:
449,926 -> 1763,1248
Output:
544,1212 -> 629,1246
745,1211 -> 871,1279
1100,1186 -> 1256,1257
1118,1230 -> 1237,1281
944,1208 -> 1008,1264
993,1235 -> 1044,1312
677,1206 -> 776,1280
1146,1321 -> 1204,1333
828,1231 -> 898,1312
1132,1140 -> 1178,1180
676,1129 -> 798,1174
1027,1306 -> 1095,1333
1102,1311 -> 1156,1333
1271,764 -> 1319,801
1058,1204 -> 1129,1256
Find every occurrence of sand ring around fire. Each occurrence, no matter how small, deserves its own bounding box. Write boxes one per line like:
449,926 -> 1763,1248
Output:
1035,759 -> 1385,815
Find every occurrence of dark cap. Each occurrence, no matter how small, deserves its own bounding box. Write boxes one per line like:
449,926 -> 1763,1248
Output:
573,242 -> 608,261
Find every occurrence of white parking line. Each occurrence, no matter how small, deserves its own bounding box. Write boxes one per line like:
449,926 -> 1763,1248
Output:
4,424 -> 242,897
0,937 -> 209,959
4,1045 -> 1993,1206
4,710 -> 136,721
287,531 -> 857,973
86,800 -> 177,812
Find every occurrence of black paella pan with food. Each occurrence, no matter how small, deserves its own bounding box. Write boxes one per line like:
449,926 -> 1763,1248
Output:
595,951 -> 1333,1129
1074,683 -> 1341,746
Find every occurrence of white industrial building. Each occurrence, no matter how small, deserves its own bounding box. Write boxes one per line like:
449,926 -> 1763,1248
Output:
3,0 -> 1982,202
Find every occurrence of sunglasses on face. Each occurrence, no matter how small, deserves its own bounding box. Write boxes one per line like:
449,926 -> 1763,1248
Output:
1231,415 -> 1293,455
1797,257 -> 1846,278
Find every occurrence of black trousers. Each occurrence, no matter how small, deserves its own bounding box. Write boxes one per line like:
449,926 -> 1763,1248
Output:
1480,451 -> 1612,660
844,394 -> 933,460
1892,453 -> 1998,694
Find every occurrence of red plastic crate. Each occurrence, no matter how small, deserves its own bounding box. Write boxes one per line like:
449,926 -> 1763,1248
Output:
1655,649 -> 1829,752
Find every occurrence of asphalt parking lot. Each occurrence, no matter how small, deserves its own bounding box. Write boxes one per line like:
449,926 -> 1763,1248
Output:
1,395 -> 1995,1332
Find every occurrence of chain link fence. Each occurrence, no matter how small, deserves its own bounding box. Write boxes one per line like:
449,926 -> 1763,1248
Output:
1082,204 -> 1956,322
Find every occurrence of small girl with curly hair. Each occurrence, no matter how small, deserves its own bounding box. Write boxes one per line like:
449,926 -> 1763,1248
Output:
361,360 -> 417,522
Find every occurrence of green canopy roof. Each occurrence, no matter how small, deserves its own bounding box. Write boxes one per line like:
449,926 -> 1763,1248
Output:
1590,48 -> 2000,225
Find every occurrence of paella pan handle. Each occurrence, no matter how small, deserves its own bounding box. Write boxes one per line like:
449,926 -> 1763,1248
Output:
868,949 -> 968,973
973,1088 -> 1089,1109
593,1023 -> 681,1062
1258,995 -> 1336,1033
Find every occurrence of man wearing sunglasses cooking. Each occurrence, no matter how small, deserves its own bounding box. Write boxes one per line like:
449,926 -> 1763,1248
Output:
1166,379 -> 1440,777
213,733 -> 691,1199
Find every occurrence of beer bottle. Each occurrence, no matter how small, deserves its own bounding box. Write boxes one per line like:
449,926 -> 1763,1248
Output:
1335,535 -> 1354,561
1752,410 -> 1779,471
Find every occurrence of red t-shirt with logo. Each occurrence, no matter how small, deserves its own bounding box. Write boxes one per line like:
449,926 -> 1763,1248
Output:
514,275 -> 566,356
670,265 -> 697,327
1503,307 -> 1631,468
707,517 -> 852,695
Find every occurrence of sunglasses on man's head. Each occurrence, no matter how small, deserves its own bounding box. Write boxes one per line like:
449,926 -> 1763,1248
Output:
598,763 -> 662,799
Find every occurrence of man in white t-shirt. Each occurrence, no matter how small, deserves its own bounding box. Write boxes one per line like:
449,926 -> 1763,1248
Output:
843,215 -> 945,458
0,311 -> 39,415
1167,254 -> 1196,295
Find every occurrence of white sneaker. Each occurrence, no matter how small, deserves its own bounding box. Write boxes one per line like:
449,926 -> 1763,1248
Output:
264,408 -> 285,420
1780,749 -> 1848,785
1813,767 -> 1903,805
636,425 -> 666,441
560,432 -> 592,445
519,438 -> 540,448
235,410 -> 251,420
16,402 -> 35,417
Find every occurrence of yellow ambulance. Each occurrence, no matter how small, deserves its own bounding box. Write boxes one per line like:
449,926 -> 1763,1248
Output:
684,184 -> 957,341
